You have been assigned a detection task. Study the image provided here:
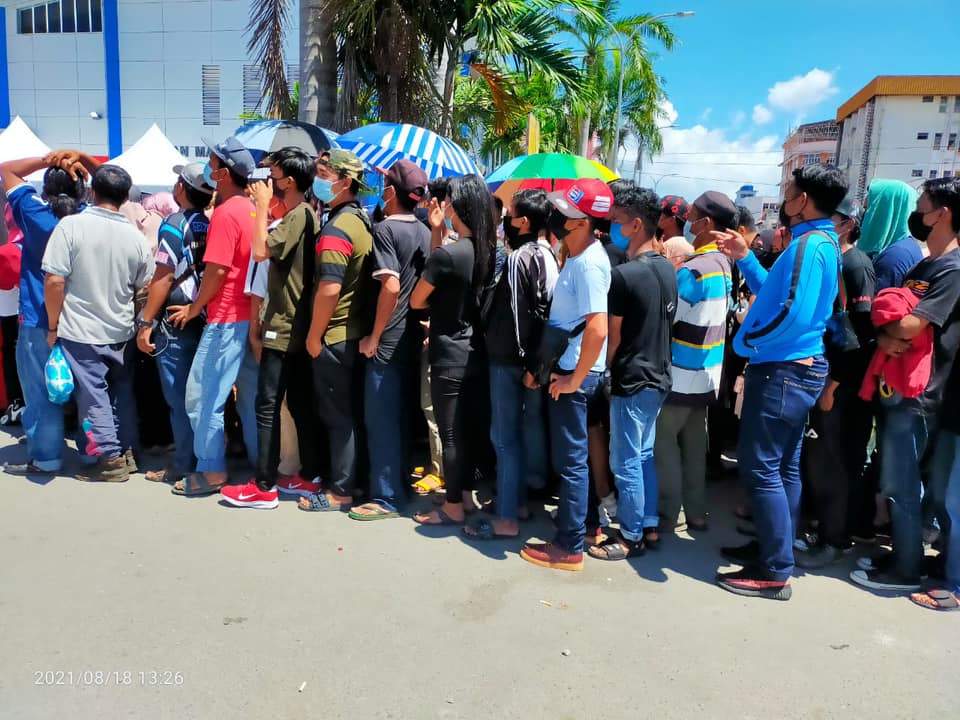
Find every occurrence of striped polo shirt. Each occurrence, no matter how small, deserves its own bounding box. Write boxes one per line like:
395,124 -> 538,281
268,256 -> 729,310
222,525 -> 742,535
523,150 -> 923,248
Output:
668,242 -> 732,405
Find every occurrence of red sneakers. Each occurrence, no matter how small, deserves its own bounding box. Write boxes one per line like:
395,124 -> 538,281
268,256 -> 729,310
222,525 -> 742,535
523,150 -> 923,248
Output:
520,542 -> 584,571
221,481 -> 279,509
276,474 -> 322,497
716,567 -> 792,601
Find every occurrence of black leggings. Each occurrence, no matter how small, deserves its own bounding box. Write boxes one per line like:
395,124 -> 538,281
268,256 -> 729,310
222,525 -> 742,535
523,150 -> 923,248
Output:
255,348 -> 320,488
431,363 -> 490,503
1,315 -> 21,405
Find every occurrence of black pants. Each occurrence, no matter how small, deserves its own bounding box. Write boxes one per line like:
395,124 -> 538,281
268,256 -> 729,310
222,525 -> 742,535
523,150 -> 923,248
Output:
255,347 -> 320,489
432,363 -> 488,503
313,339 -> 361,496
1,315 -> 21,405
802,383 -> 874,547
133,347 -> 173,449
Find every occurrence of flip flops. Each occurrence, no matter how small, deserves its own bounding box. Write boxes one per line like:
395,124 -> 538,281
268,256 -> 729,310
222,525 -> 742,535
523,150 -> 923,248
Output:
587,536 -> 645,561
910,589 -> 959,612
348,500 -> 400,521
171,473 -> 225,497
412,473 -> 444,495
414,506 -> 462,526
462,518 -> 519,541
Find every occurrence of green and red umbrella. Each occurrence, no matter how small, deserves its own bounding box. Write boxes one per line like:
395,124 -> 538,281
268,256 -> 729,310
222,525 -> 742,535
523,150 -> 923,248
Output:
485,153 -> 619,203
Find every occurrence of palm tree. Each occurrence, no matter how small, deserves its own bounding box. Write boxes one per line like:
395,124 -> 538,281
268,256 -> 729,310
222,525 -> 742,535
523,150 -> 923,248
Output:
299,0 -> 338,127
246,0 -> 294,118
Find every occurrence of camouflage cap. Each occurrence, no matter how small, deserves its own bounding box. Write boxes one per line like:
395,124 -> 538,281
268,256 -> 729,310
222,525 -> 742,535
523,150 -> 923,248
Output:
322,149 -> 368,188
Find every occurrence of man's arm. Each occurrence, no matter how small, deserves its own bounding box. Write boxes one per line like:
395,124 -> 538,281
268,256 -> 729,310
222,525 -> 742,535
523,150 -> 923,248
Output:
249,295 -> 264,363
410,277 -> 434,310
167,263 -> 228,328
0,157 -> 48,192
549,312 -> 607,400
135,266 -> 173,353
248,181 -> 272,262
607,314 -> 623,367
44,274 -> 66,346
360,275 -> 400,358
305,281 -> 341,358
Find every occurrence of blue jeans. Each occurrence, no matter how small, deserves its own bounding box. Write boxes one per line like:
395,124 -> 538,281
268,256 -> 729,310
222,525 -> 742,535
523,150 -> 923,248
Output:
236,343 -> 259,467
550,371 -> 603,554
489,364 -> 548,521
185,321 -> 250,473
610,388 -> 666,541
365,357 -> 412,507
880,400 -> 932,580
933,433 -> 960,594
154,323 -> 201,475
738,358 -> 827,581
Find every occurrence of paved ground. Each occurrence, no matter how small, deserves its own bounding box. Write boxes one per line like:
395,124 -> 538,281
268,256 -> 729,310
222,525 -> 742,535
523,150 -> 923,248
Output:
0,432 -> 956,720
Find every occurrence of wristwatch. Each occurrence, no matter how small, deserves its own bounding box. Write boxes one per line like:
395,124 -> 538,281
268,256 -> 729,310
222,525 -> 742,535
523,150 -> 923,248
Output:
135,317 -> 157,331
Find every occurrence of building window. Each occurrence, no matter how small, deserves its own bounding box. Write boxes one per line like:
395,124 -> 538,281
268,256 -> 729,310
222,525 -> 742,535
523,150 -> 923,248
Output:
911,169 -> 923,178
949,133 -> 957,150
202,65 -> 221,126
934,133 -> 943,150
946,171 -> 955,179
802,153 -> 820,166
955,96 -> 960,113
940,96 -> 949,113
929,170 -> 938,179
917,132 -> 929,140
922,96 -> 934,103
15,1 -> 101,34
242,65 -> 264,115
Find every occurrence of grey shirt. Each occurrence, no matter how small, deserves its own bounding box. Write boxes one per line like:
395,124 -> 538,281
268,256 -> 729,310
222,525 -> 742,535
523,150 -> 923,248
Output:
42,206 -> 154,344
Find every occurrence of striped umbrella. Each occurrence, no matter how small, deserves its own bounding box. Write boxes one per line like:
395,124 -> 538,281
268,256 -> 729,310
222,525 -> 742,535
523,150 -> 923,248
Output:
335,122 -> 479,179
233,120 -> 333,162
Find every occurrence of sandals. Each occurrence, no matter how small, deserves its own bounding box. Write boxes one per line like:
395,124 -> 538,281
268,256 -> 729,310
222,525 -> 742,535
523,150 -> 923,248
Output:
348,500 -> 400,521
171,473 -> 225,497
145,468 -> 180,484
587,536 -> 645,561
910,589 -> 959,612
412,473 -> 444,495
462,518 -> 519,541
643,529 -> 661,551
414,506 -> 463,526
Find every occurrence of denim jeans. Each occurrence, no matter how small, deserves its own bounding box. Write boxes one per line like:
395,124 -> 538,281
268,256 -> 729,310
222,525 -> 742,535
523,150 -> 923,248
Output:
931,433 -> 960,594
610,388 -> 666,541
489,364 -> 548,521
154,322 -> 201,475
16,326 -> 68,470
365,356 -> 413,507
236,343 -> 259,467
550,371 -> 603,554
880,400 -> 933,580
185,321 -> 250,473
738,358 -> 827,581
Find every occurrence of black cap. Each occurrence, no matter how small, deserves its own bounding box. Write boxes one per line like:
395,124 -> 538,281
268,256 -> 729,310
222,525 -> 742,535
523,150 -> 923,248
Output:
693,190 -> 738,229
383,160 -> 429,202
202,135 -> 256,179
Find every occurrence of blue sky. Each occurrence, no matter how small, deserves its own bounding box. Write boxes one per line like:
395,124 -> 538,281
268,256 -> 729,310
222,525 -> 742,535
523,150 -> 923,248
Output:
615,0 -> 960,199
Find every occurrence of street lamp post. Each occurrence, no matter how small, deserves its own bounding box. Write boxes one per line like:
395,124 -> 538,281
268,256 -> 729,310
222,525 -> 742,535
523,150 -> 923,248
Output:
608,10 -> 694,171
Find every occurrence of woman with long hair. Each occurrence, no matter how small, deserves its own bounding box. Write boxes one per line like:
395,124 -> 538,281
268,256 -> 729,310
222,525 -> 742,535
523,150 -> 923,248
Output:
410,174 -> 497,525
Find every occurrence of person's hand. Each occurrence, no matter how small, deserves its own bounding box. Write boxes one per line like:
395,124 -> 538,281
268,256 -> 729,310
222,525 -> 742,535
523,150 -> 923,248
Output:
548,372 -> 580,401
46,329 -> 57,348
249,335 -> 263,364
166,303 -> 198,329
136,326 -> 155,354
877,332 -> 910,357
711,229 -> 749,260
247,180 -> 273,210
818,383 -> 836,412
427,198 -> 445,230
359,335 -> 379,359
523,371 -> 540,390
306,333 -> 324,359
44,150 -> 88,180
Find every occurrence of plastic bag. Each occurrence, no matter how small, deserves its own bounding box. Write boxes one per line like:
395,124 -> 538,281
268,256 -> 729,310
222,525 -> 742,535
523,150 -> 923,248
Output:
45,343 -> 74,404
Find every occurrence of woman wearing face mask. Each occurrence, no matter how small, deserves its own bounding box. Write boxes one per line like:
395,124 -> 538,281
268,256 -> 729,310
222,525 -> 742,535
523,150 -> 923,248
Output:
410,175 -> 498,525
858,179 -> 921,291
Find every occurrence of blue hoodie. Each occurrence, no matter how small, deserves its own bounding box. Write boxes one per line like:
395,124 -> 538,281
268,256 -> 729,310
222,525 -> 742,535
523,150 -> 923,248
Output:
734,218 -> 839,364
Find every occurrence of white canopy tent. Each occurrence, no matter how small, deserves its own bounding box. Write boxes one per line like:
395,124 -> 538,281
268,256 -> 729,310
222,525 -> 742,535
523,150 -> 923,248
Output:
109,124 -> 187,193
0,116 -> 52,182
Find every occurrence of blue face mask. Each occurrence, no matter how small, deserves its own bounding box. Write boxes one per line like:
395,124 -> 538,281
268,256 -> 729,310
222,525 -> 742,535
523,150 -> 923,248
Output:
610,223 -> 630,251
312,177 -> 335,204
203,163 -> 217,189
683,219 -> 698,244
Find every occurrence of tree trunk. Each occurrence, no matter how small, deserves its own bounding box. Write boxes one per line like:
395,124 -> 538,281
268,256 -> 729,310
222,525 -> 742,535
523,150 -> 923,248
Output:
578,116 -> 591,158
439,35 -> 460,137
299,0 -> 337,128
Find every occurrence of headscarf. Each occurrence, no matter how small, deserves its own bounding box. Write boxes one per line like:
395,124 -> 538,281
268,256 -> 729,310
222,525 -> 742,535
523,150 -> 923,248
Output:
858,179 -> 918,256
662,235 -> 694,269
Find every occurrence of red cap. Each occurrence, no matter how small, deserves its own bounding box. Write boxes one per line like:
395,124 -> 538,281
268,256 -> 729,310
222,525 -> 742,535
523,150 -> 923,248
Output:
547,178 -> 614,219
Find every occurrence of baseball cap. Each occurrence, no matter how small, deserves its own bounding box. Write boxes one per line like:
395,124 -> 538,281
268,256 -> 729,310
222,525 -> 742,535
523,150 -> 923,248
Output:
547,178 -> 614,219
173,162 -> 214,195
320,149 -> 369,190
202,135 -> 256,179
660,195 -> 689,221
835,195 -> 859,221
383,160 -> 428,202
693,190 -> 738,229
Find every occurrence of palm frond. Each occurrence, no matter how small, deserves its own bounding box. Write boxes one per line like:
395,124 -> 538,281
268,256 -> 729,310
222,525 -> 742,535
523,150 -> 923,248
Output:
245,0 -> 292,117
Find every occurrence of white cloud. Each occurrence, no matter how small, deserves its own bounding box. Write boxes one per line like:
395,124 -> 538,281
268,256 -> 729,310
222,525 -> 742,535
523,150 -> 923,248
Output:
767,68 -> 838,113
730,110 -> 746,128
752,104 -> 773,125
622,100 -> 782,201
699,107 -> 713,122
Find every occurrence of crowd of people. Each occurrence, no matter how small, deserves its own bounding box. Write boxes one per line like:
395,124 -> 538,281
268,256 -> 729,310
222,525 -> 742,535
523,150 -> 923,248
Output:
1,135 -> 958,610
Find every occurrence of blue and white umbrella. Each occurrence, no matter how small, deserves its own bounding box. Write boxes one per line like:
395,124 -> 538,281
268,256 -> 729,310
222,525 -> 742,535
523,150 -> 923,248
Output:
335,122 -> 479,179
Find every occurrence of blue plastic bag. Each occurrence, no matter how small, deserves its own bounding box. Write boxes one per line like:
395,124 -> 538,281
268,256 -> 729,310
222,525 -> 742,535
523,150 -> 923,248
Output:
45,343 -> 74,405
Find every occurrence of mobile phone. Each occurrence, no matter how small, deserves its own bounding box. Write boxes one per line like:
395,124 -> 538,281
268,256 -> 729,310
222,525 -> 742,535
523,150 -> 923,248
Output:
249,167 -> 271,181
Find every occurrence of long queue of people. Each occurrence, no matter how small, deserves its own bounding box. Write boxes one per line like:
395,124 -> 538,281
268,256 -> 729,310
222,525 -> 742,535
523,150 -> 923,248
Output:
1,136 -> 959,610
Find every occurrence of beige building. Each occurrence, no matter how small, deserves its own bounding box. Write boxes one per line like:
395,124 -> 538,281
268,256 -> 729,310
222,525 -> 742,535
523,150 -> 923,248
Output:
779,120 -> 839,200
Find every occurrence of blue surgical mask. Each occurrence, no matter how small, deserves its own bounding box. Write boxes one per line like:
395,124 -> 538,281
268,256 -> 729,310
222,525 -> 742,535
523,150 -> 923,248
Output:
683,219 -> 697,244
610,223 -> 630,251
312,177 -> 335,203
203,163 -> 217,189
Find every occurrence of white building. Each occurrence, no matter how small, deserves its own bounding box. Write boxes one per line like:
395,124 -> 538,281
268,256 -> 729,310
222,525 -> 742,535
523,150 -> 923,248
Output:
734,184 -> 779,230
835,75 -> 960,203
0,0 -> 299,159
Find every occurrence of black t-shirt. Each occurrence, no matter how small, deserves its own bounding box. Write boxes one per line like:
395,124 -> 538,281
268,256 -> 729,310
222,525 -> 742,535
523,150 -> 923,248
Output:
371,215 -> 430,363
603,240 -> 628,269
423,238 -> 479,367
608,251 -> 678,396
902,249 -> 960,415
827,245 -> 876,387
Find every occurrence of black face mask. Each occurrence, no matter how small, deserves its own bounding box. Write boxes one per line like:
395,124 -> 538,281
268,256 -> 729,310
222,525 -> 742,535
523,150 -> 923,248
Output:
547,209 -> 572,240
908,210 -> 933,242
502,214 -> 523,246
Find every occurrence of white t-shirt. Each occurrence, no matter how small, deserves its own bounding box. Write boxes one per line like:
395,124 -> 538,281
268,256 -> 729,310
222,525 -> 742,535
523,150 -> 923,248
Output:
244,258 -> 268,300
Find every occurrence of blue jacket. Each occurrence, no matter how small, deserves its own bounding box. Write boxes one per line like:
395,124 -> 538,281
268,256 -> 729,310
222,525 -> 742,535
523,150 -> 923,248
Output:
733,219 -> 839,363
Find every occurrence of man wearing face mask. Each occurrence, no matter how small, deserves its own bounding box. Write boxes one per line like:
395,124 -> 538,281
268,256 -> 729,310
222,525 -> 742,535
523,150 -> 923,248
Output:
219,147 -> 323,509
713,165 -> 847,600
301,149 -> 374,512
655,192 -> 735,536
520,179 -> 612,572
850,178 -> 960,592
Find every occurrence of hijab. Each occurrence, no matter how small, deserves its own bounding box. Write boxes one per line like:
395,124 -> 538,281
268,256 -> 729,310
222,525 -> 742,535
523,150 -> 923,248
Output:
858,179 -> 918,256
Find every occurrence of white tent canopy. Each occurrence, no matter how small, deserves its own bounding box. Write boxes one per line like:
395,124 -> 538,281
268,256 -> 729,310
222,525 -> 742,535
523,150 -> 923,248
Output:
109,124 -> 187,193
0,116 -> 51,162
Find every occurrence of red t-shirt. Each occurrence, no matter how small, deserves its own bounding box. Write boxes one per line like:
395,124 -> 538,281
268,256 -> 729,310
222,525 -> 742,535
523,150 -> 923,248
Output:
204,195 -> 254,324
